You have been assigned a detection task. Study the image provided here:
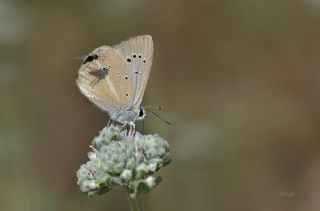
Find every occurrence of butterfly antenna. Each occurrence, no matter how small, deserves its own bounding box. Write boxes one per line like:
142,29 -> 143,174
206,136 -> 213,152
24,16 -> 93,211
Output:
144,106 -> 164,111
145,108 -> 171,125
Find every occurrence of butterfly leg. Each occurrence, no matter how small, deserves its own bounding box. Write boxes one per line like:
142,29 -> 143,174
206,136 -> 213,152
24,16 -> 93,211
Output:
128,121 -> 136,138
120,121 -> 136,138
120,121 -> 133,136
120,121 -> 129,133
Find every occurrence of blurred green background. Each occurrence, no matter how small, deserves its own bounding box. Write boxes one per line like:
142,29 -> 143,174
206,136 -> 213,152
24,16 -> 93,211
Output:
2,0 -> 320,210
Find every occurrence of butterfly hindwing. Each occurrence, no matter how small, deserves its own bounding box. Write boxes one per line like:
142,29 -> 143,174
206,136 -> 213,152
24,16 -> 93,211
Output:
77,46 -> 135,116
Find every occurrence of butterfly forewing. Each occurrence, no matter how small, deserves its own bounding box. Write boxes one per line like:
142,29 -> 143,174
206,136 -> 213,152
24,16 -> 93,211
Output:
114,35 -> 153,110
77,46 -> 135,115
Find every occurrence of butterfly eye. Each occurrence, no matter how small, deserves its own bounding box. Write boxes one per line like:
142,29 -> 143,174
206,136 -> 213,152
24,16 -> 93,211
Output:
132,54 -> 137,58
126,57 -> 132,62
138,54 -> 142,58
124,76 -> 128,80
137,107 -> 147,121
138,108 -> 144,117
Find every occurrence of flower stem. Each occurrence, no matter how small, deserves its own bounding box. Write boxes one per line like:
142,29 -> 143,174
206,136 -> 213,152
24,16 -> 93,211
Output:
125,189 -> 141,211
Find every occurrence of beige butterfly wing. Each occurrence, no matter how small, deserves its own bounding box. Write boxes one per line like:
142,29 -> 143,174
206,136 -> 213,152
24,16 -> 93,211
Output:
77,46 -> 135,119
114,35 -> 153,111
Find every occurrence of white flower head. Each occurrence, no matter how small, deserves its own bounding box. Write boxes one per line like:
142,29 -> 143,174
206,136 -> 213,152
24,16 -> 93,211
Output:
76,125 -> 170,197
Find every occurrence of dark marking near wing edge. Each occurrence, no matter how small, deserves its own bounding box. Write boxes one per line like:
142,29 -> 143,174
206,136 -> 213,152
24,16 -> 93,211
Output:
82,54 -> 98,64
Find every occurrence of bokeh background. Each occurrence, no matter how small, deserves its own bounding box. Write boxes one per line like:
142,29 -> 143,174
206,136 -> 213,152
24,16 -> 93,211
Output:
2,0 -> 320,210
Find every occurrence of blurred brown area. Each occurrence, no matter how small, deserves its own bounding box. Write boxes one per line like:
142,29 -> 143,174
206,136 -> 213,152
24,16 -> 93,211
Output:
1,0 -> 320,210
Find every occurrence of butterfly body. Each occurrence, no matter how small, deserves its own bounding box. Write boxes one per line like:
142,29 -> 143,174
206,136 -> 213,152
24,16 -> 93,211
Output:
77,35 -> 153,125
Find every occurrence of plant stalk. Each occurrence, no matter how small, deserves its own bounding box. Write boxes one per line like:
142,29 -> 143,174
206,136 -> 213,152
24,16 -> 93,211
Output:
125,189 -> 141,211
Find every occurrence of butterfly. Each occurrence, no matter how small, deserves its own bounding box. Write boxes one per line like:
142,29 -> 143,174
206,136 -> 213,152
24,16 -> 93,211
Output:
76,35 -> 153,128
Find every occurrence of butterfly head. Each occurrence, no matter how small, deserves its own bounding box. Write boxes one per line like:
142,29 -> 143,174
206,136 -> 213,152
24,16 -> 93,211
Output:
111,107 -> 147,124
